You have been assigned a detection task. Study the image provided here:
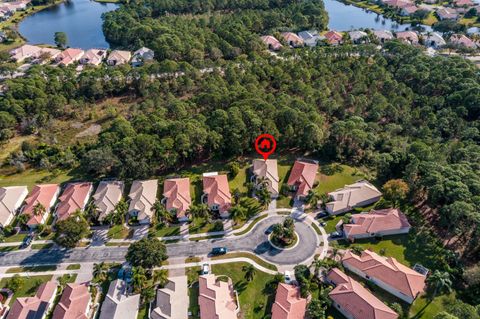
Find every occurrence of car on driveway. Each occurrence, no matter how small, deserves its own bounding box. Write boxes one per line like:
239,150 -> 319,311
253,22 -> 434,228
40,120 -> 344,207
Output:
320,222 -> 326,227
202,263 -> 210,275
330,231 -> 343,239
284,271 -> 292,284
20,233 -> 34,249
211,247 -> 227,256
316,212 -> 328,219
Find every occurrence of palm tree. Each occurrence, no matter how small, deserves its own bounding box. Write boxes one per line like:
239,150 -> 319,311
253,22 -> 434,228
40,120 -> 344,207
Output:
132,266 -> 148,293
153,269 -> 169,287
257,184 -> 272,208
152,200 -> 170,225
93,262 -> 108,282
427,270 -> 452,299
242,264 -> 256,282
229,205 -> 247,224
32,203 -> 46,217
16,214 -> 29,227
306,190 -> 321,208
188,204 -> 210,220
85,201 -> 99,223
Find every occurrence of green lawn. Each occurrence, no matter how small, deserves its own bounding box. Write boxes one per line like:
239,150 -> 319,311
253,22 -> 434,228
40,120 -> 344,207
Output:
233,214 -> 267,233
211,252 -> 278,271
107,225 -> 131,239
0,275 -> 53,305
3,233 -> 27,243
137,306 -> 149,319
6,265 -> 56,273
151,224 -> 181,237
0,246 -> 18,252
189,218 -> 223,234
0,168 -> 76,189
187,267 -> 201,318
315,164 -> 367,195
211,262 -> 277,319
31,243 -> 54,250
59,273 -> 78,284
322,214 -> 345,233
409,292 -> 456,318
229,165 -> 249,194
66,264 -> 81,270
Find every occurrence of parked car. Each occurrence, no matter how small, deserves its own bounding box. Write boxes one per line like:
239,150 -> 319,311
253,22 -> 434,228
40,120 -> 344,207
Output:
211,247 -> 227,256
20,233 -> 34,249
316,212 -> 328,219
265,225 -> 274,235
202,263 -> 210,275
320,222 -> 326,227
330,231 -> 343,239
284,271 -> 292,284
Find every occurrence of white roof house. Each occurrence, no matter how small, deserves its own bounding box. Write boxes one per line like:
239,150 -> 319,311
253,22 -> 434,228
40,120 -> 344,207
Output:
99,279 -> 140,319
349,30 -> 368,43
251,159 -> 279,198
131,47 -> 154,67
373,30 -> 394,43
151,276 -> 188,319
424,32 -> 446,48
93,181 -> 124,222
326,181 -> 382,215
297,30 -> 320,47
128,180 -> 158,224
107,50 -> 131,66
0,186 -> 28,227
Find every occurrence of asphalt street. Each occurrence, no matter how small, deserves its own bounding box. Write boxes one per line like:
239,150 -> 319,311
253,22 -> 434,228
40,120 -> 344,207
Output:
0,216 -> 318,267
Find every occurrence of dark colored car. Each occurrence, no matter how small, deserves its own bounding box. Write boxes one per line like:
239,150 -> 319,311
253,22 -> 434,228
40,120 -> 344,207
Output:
330,231 -> 343,239
265,225 -> 274,235
211,247 -> 227,255
316,212 -> 328,219
20,233 -> 34,249
320,222 -> 327,227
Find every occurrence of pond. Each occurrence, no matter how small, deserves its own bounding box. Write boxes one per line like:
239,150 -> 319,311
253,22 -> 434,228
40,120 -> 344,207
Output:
18,0 -> 118,49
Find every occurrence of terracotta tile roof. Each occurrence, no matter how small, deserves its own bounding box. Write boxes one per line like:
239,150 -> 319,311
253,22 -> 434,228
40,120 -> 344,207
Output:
271,283 -> 307,319
450,34 -> 477,48
203,174 -> 231,214
436,7 -> 458,19
128,180 -> 158,222
198,274 -> 238,319
327,181 -> 382,214
7,281 -> 57,319
260,35 -> 283,50
343,208 -> 411,238
281,32 -> 304,46
151,276 -> 189,319
93,181 -> 124,222
56,182 -> 92,221
52,283 -> 90,319
22,184 -> 59,226
0,186 -> 28,227
383,0 -> 412,8
342,250 -> 426,300
327,268 -> 398,319
287,160 -> 318,197
252,159 -> 279,195
56,48 -> 84,66
163,178 -> 191,220
325,31 -> 343,44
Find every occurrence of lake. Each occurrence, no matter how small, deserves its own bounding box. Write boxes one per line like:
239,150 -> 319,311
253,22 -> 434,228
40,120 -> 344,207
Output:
18,0 -> 428,50
18,0 -> 118,49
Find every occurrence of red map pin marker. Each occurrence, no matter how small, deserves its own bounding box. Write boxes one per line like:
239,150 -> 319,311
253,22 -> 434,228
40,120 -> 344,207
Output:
255,134 -> 277,161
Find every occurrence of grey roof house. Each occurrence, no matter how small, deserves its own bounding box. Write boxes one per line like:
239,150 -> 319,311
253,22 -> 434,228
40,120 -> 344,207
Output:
298,30 -> 320,47
132,47 -> 155,67
99,279 -> 140,319
151,276 -> 188,319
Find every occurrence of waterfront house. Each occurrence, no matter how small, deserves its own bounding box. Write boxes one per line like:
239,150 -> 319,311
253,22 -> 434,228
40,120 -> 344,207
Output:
80,49 -> 107,66
55,182 -> 93,222
107,50 -> 131,66
162,178 -> 191,222
396,31 -> 419,44
383,0 -> 413,8
0,186 -> 28,227
128,179 -> 158,224
424,32 -> 446,48
436,7 -> 459,20
52,283 -> 91,319
202,173 -> 231,218
131,47 -> 154,67
92,180 -> 124,223
373,30 -> 394,43
450,33 -> 477,48
348,30 -> 368,44
342,250 -> 427,303
199,274 -> 239,319
271,283 -> 307,319
324,30 -> 343,45
151,276 -> 189,319
21,184 -> 60,229
10,44 -> 42,62
287,160 -> 318,200
326,268 -> 398,319
56,48 -> 85,66
401,5 -> 419,15
99,279 -> 140,319
260,35 -> 283,51
343,208 -> 411,240
251,159 -> 279,198
36,47 -> 61,62
326,180 -> 382,215
7,281 -> 57,319
298,30 -> 320,47
281,32 -> 304,47
453,0 -> 474,7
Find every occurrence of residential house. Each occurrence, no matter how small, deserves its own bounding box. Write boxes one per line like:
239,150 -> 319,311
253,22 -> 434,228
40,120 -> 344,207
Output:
348,30 -> 368,44
55,182 -> 93,222
343,208 -> 411,240
35,47 -> 61,62
396,31 -> 419,44
107,50 -> 132,66
52,283 -> 91,319
326,180 -> 382,215
401,5 -> 419,15
80,49 -> 107,66
131,47 -> 154,67
453,0 -> 474,7
424,32 -> 446,48
450,34 -> 477,48
162,178 -> 191,222
342,250 -> 427,303
326,268 -> 398,319
8,1 -> 28,11
198,274 -> 239,319
324,30 -> 343,45
251,159 -> 279,198
7,281 -> 57,319
99,279 -> 140,319
92,180 -> 124,223
260,35 -> 283,51
436,7 -> 459,20
281,32 -> 304,47
21,184 -> 60,229
383,0 -> 413,8
286,160 -> 318,200
373,30 -> 394,43
128,179 -> 158,224
151,276 -> 188,319
271,283 -> 307,319
56,48 -> 84,66
298,30 -> 320,47
10,44 -> 42,62
202,173 -> 231,218
0,186 -> 28,227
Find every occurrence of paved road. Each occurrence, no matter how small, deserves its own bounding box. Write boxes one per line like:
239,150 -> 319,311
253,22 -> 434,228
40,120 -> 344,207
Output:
0,216 -> 318,267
